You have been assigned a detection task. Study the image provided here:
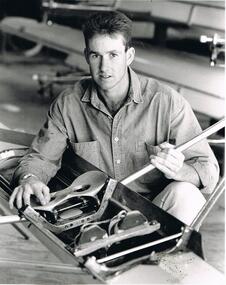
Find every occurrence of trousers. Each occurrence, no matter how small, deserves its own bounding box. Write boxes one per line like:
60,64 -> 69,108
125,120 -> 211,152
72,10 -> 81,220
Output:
152,181 -> 206,225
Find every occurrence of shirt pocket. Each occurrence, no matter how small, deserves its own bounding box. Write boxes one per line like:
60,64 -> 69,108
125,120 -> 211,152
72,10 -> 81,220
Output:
69,140 -> 100,168
135,141 -> 162,184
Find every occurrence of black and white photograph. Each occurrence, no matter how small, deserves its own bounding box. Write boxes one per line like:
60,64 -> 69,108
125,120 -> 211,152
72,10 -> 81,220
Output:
0,0 -> 225,284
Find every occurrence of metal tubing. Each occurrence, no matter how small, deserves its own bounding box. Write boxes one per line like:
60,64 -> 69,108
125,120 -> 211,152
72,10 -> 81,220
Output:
0,192 -> 30,239
42,3 -> 115,11
191,178 -> 225,231
97,232 -> 182,264
0,215 -> 26,225
120,118 -> 225,186
176,119 -> 225,152
74,222 -> 160,258
0,258 -> 83,274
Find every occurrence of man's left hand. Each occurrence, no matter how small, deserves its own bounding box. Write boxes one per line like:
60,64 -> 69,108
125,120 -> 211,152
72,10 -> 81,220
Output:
150,142 -> 185,180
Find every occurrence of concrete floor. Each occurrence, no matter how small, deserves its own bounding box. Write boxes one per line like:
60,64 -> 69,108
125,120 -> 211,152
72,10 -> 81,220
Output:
0,51 -> 225,282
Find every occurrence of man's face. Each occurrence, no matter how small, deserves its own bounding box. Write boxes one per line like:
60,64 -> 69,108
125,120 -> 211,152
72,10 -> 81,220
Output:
85,33 -> 134,92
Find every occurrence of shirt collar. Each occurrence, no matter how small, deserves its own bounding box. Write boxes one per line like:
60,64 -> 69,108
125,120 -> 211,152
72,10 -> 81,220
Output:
81,81 -> 92,103
81,81 -> 110,115
128,67 -> 143,104
81,80 -> 101,109
81,67 -> 143,104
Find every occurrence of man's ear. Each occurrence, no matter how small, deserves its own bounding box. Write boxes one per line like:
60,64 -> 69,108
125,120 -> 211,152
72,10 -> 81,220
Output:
84,48 -> 89,64
126,47 -> 135,66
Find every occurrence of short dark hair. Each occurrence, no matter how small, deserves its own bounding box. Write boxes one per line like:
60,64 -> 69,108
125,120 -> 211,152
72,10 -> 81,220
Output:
82,11 -> 132,50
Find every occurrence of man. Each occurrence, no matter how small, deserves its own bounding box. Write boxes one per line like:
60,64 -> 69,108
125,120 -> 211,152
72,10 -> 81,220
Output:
9,11 -> 219,225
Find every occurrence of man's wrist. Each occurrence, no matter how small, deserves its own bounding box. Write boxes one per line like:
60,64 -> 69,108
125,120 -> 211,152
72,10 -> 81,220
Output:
19,173 -> 38,183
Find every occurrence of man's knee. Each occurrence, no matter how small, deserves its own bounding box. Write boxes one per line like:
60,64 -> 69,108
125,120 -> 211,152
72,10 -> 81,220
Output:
166,181 -> 205,202
152,181 -> 206,225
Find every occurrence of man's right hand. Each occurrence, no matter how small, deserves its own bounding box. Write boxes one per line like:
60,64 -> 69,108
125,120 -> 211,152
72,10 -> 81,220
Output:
9,176 -> 51,210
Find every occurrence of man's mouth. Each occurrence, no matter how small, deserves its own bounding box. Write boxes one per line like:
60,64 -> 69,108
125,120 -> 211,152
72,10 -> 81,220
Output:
100,74 -> 111,79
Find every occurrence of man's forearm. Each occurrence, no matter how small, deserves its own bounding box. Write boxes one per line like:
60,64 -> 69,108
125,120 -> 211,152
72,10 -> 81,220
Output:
174,162 -> 201,188
13,153 -> 59,187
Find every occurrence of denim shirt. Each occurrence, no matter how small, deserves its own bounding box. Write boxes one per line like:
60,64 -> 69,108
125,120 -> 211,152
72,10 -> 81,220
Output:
14,68 -> 219,194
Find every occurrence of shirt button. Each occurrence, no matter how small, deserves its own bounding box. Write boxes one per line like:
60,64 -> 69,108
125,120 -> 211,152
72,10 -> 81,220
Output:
114,137 -> 119,142
116,159 -> 121,164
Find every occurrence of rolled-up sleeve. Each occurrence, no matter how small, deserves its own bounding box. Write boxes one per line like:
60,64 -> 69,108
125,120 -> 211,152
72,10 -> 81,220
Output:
186,158 -> 219,194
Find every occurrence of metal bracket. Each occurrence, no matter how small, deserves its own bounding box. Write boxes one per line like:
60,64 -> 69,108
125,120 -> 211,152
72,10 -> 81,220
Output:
22,176 -> 118,234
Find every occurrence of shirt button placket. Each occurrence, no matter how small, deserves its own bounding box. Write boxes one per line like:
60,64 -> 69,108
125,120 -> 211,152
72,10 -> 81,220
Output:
112,116 -> 122,179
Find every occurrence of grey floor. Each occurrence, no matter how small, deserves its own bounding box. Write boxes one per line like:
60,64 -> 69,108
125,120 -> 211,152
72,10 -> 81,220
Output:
0,51 -> 225,282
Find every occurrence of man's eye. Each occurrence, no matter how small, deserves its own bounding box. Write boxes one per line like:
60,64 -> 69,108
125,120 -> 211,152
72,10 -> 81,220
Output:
91,54 -> 99,59
110,53 -> 118,58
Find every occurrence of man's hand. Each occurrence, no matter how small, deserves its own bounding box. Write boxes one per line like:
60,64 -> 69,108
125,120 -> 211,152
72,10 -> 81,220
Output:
9,176 -> 50,210
150,142 -> 185,180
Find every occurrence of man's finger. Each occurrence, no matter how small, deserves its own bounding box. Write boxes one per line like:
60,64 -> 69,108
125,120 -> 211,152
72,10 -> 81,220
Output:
151,158 -> 174,178
41,185 -> 51,204
35,188 -> 48,206
9,187 -> 19,209
159,142 -> 174,149
161,148 -> 185,161
16,187 -> 24,209
151,156 -> 178,173
23,185 -> 33,206
155,152 -> 183,168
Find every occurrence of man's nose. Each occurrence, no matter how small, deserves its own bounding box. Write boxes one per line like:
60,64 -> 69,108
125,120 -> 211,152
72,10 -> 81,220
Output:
100,56 -> 109,71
